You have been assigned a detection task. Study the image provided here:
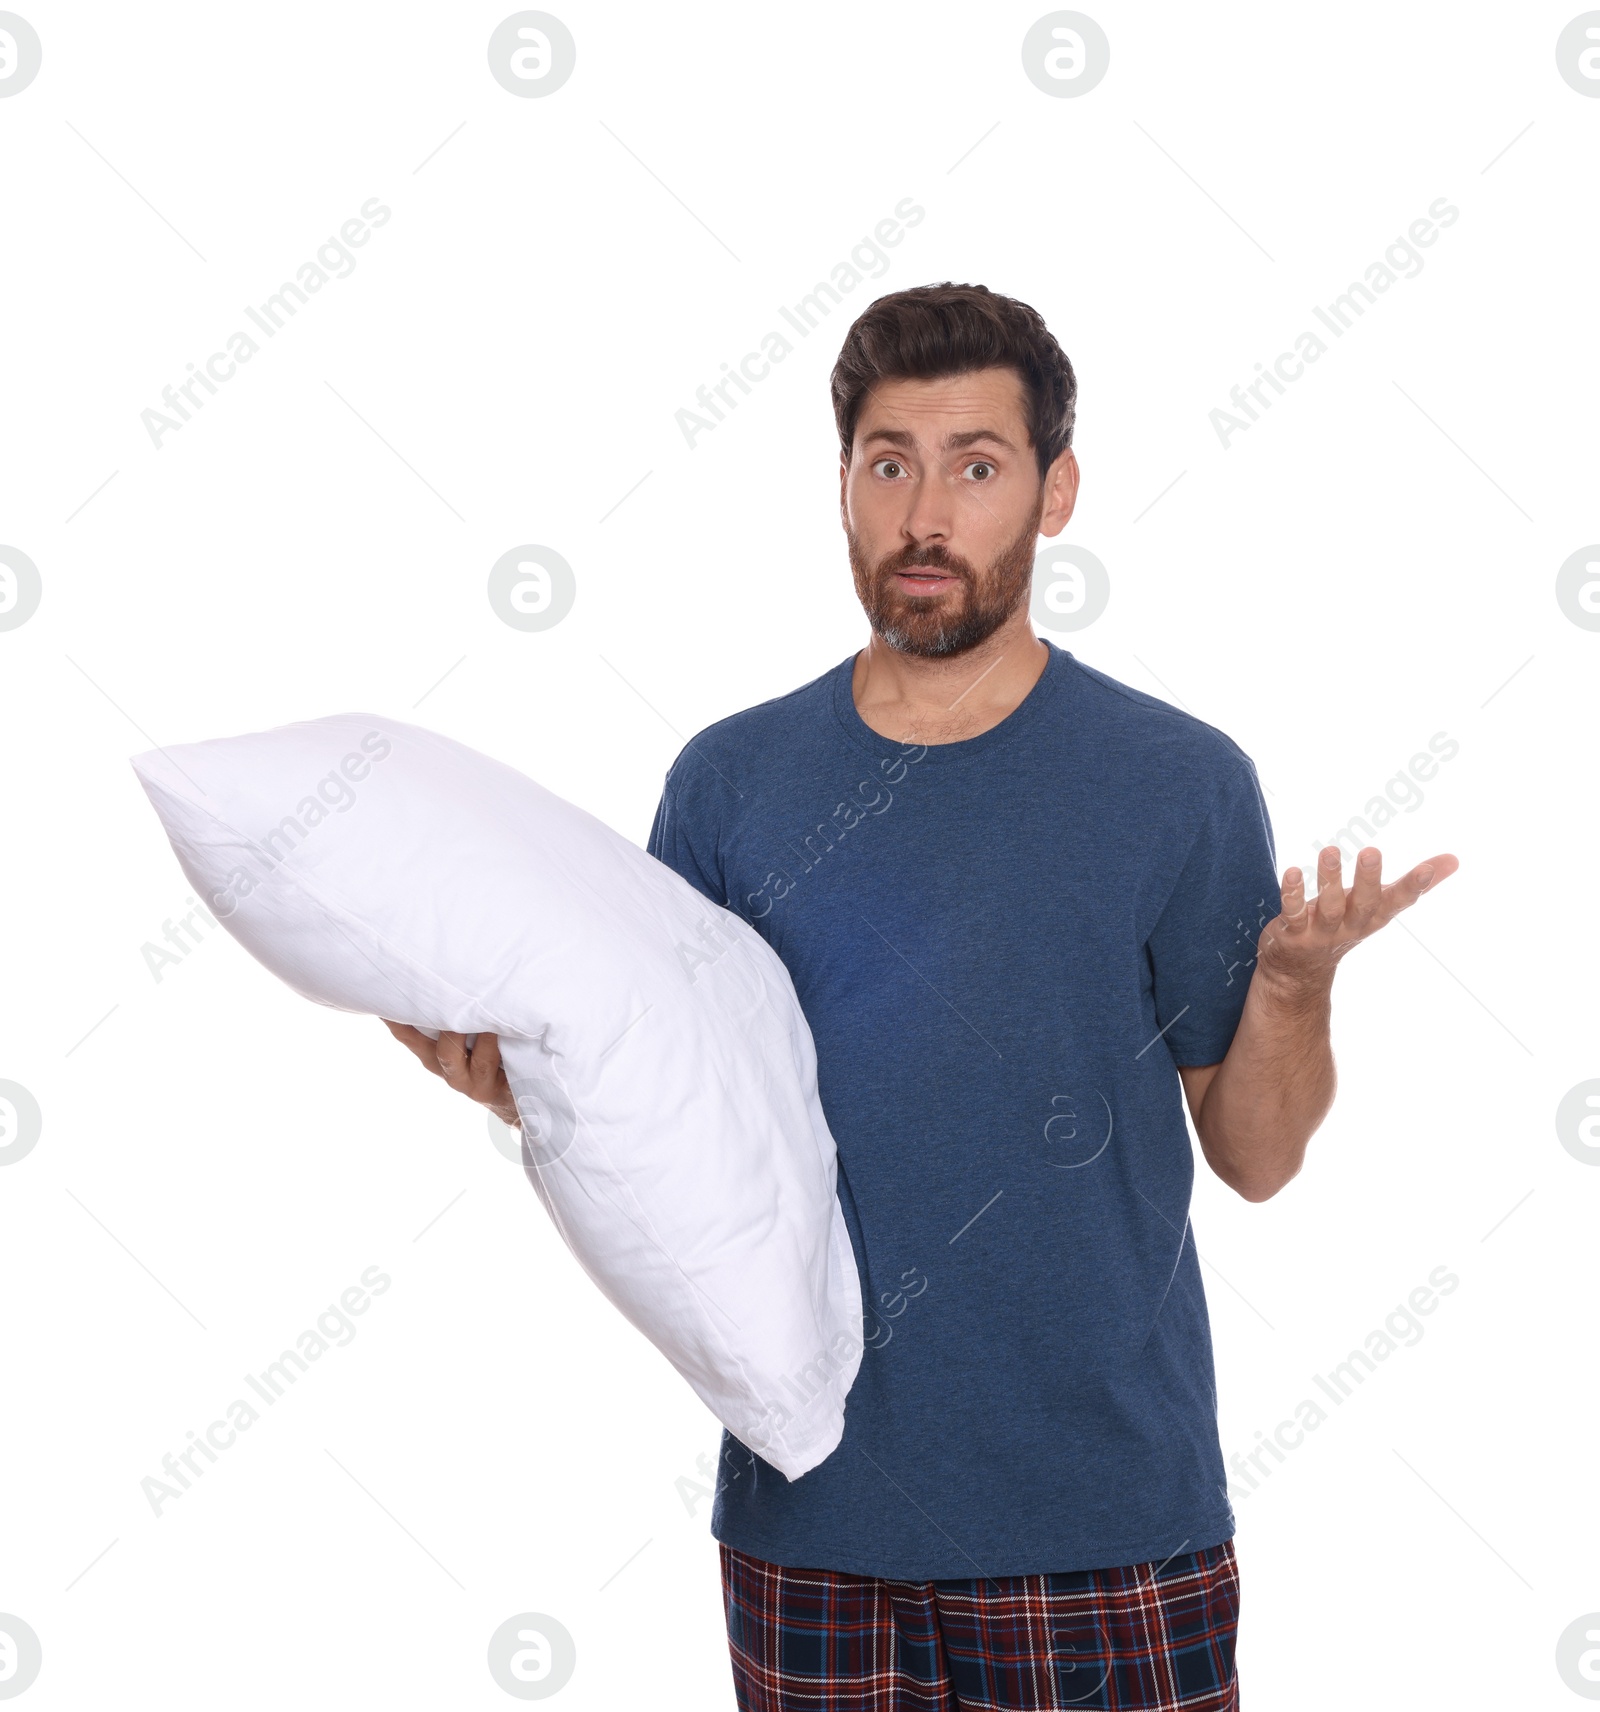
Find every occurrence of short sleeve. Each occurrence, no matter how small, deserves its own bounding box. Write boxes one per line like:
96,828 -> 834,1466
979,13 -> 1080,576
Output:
1145,756 -> 1281,1067
646,755 -> 728,908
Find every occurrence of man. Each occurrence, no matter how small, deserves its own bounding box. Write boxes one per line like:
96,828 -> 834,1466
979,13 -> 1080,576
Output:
388,283 -> 1457,1710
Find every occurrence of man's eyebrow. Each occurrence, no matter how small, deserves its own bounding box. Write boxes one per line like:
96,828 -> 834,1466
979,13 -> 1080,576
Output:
858,426 -> 1020,453
942,428 -> 1018,452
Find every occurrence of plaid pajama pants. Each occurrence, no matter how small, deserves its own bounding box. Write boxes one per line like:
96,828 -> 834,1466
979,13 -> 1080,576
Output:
719,1538 -> 1240,1711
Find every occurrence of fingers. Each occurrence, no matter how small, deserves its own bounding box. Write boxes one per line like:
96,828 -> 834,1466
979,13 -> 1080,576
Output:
383,1019 -> 444,1077
1383,852 -> 1461,918
472,1030 -> 504,1083
1313,845 -> 1345,927
469,1032 -> 511,1107
436,1030 -> 512,1110
1417,852 -> 1458,890
386,1022 -> 516,1121
472,1037 -> 518,1129
1348,847 -> 1383,920
434,1031 -> 474,1094
1276,865 -> 1309,934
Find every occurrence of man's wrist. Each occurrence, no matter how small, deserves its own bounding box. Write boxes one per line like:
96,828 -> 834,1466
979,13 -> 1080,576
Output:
1251,958 -> 1335,1017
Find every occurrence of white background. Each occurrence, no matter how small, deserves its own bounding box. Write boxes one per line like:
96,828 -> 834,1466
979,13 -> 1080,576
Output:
1,2 -> 1596,1706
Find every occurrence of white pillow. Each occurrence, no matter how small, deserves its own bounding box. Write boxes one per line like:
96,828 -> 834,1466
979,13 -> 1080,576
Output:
131,712 -> 862,1479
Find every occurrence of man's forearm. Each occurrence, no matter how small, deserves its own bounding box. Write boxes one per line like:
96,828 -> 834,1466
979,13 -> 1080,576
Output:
1194,969 -> 1337,1201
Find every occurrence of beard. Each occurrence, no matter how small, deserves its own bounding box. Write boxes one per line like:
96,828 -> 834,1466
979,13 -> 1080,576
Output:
848,490 -> 1046,659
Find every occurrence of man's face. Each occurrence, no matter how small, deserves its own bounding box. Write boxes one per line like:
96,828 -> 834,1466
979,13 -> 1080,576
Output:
840,367 -> 1078,658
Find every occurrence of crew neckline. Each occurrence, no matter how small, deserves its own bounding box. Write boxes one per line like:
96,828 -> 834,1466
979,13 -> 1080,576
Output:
830,639 -> 1079,763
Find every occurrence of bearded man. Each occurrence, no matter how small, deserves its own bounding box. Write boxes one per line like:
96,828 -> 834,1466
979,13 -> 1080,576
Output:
390,282 -> 1456,1710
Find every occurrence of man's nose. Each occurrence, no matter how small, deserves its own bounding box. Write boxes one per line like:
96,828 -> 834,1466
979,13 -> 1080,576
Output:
901,476 -> 956,542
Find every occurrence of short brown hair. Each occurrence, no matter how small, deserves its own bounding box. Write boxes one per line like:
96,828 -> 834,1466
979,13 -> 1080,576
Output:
830,283 -> 1077,484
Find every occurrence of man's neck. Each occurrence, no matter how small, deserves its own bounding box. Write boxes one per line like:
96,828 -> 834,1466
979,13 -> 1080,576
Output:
850,613 -> 1050,745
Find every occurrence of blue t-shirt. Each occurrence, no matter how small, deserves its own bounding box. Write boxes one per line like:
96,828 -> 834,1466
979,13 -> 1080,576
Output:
646,642 -> 1280,1579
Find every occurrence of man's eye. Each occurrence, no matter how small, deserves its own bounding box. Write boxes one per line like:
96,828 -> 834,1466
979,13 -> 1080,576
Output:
872,459 -> 906,479
964,461 -> 995,481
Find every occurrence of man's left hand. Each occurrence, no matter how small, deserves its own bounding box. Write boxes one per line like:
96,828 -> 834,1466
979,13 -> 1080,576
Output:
1256,844 -> 1460,993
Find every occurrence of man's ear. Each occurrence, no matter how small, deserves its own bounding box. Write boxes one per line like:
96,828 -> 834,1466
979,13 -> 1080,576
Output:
1037,448 -> 1080,540
839,456 -> 850,527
